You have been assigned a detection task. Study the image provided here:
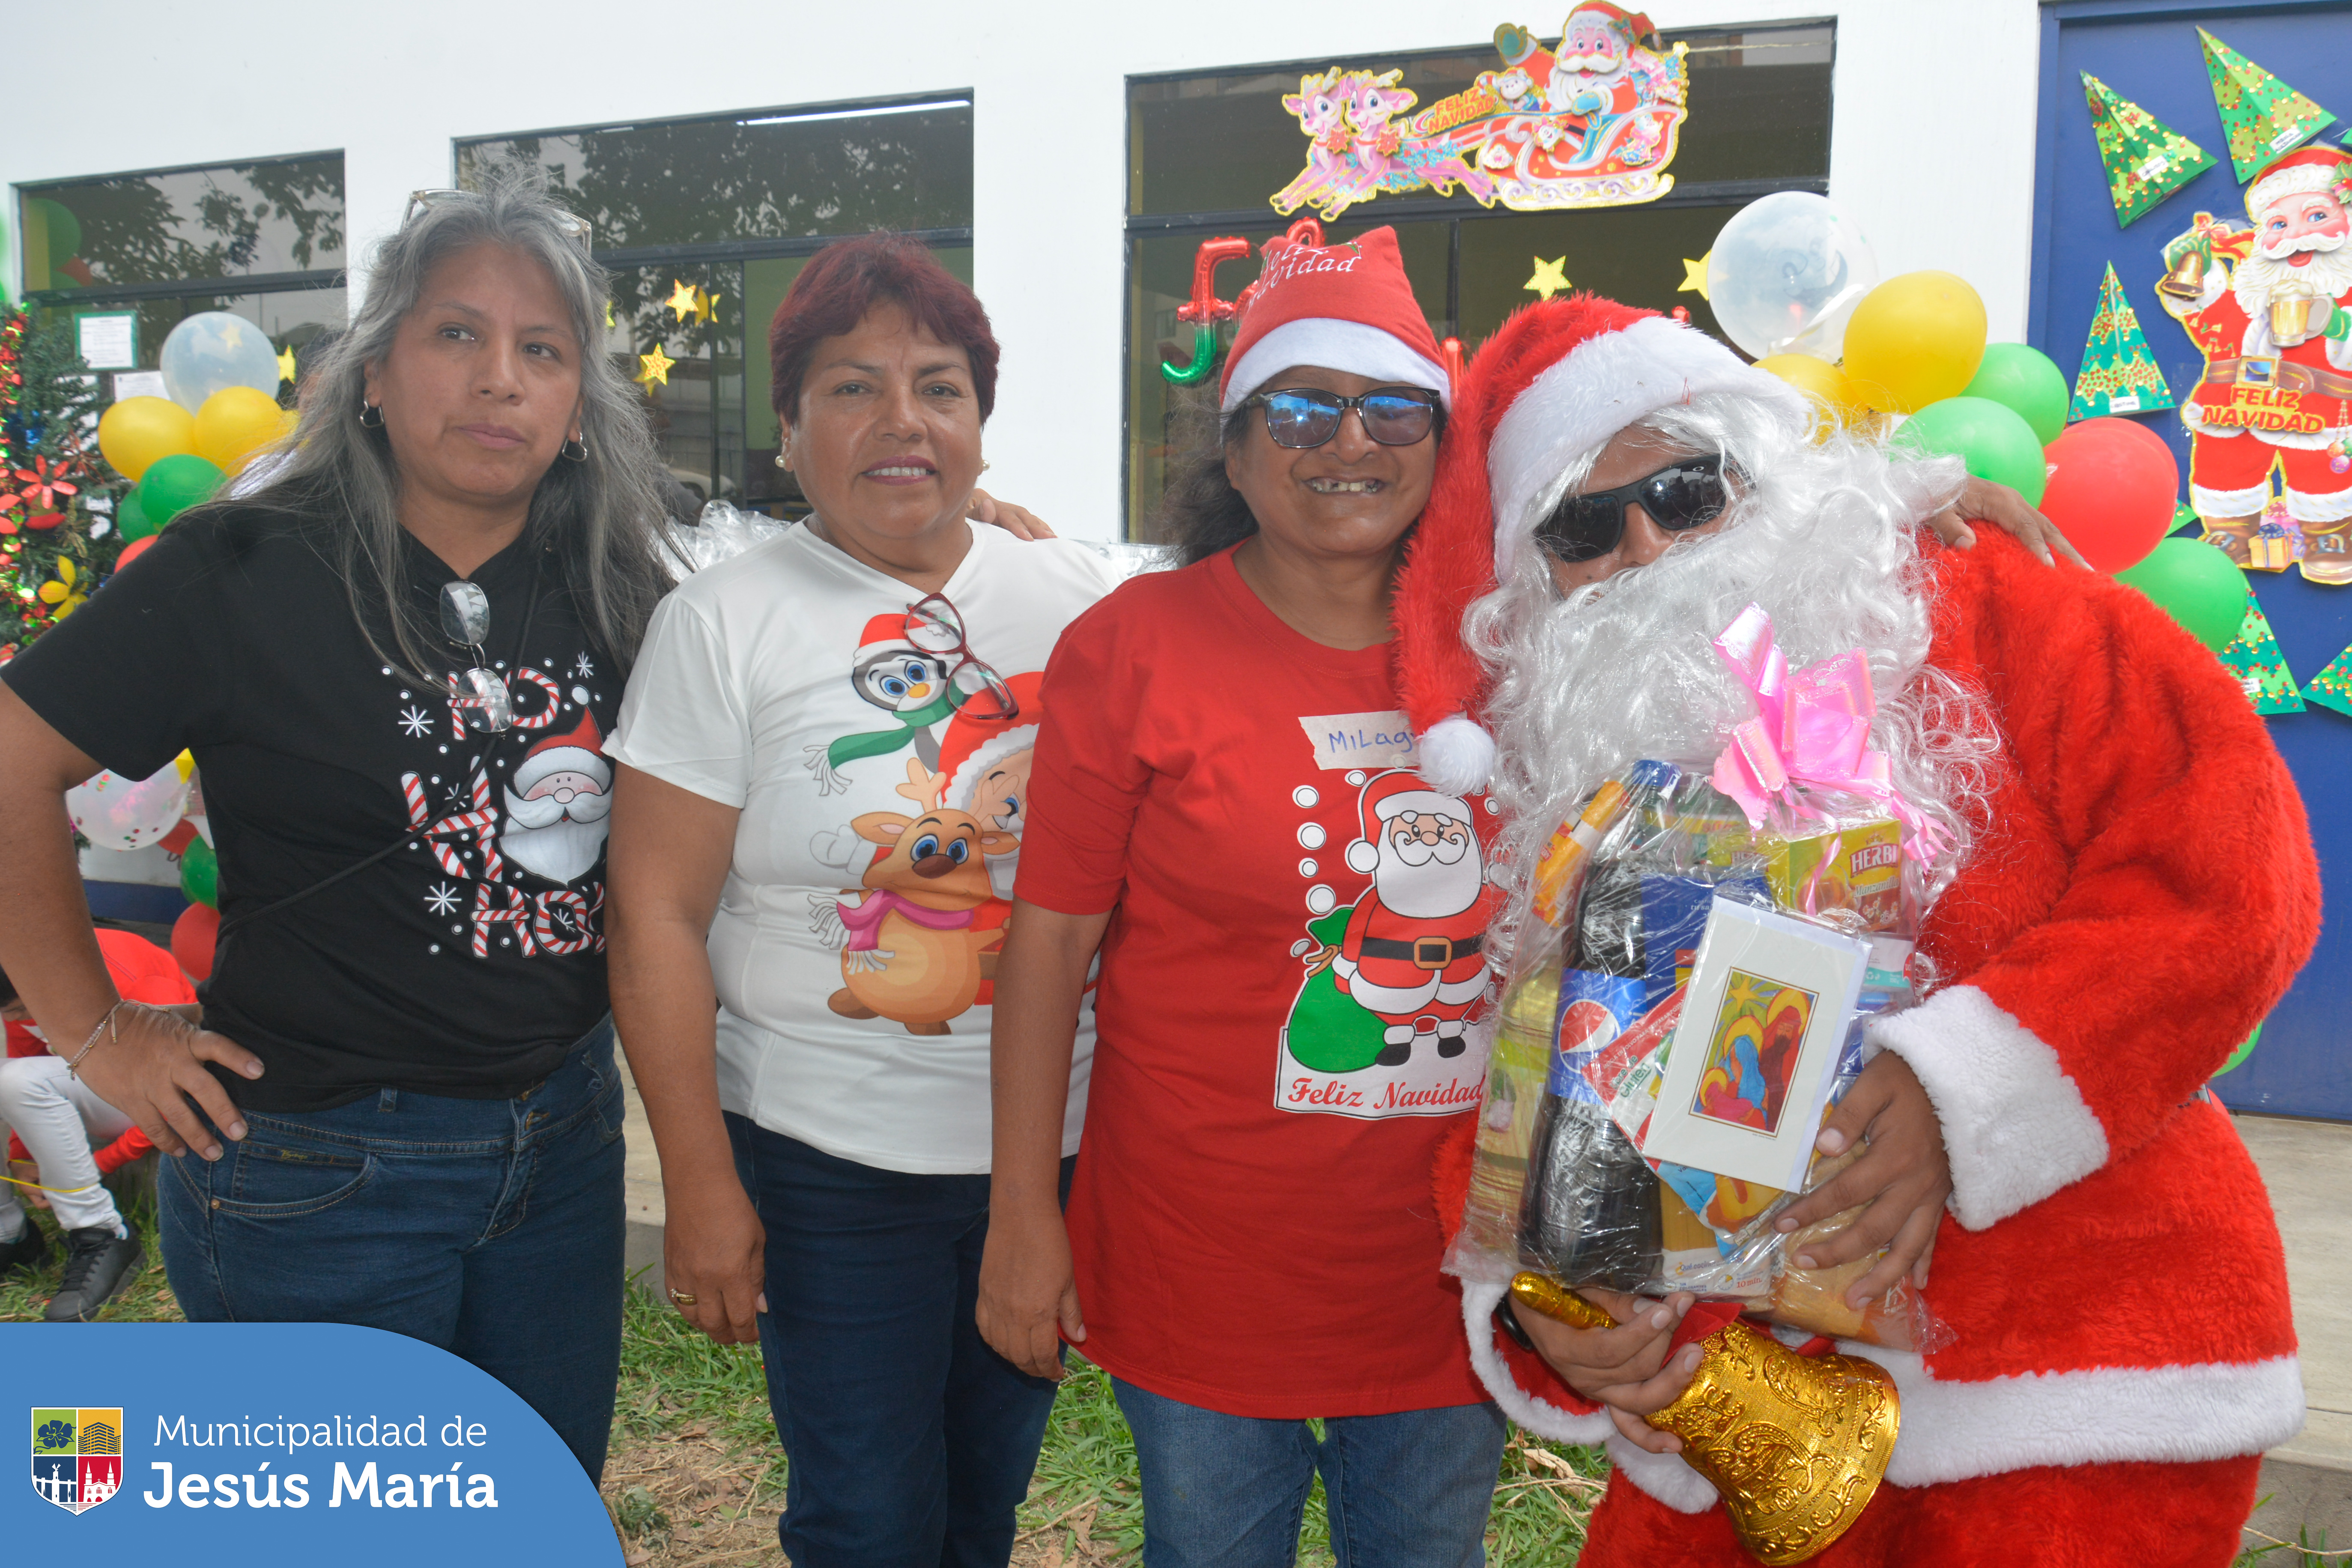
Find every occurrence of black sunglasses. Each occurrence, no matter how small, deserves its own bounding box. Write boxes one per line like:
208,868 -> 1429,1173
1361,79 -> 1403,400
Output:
1243,386 -> 1440,450
1533,452 -> 1731,564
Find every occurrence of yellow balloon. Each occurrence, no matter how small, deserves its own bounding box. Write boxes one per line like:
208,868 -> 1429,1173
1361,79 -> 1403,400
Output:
97,396 -> 196,482
194,385 -> 289,469
1754,352 -> 1866,429
1840,271 -> 1988,415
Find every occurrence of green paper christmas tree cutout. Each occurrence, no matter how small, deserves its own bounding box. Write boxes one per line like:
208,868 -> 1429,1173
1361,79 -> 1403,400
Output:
2200,28 -> 2338,183
2071,264 -> 2176,421
2083,73 -> 2216,226
2303,641 -> 2352,716
2220,595 -> 2305,715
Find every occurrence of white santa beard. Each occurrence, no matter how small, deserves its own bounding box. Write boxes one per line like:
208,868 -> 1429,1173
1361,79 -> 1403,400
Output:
2233,242 -> 2352,318
505,786 -> 612,831
1377,838 -> 1485,918
501,815 -> 610,885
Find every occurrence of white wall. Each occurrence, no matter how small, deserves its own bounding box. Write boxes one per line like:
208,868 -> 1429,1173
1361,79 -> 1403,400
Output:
3,0 -> 2044,540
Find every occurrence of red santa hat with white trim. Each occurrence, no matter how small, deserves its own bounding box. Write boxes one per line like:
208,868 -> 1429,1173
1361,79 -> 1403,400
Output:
2245,141 -> 2352,221
517,708 -> 608,792
1221,226 -> 1452,412
1391,294 -> 1802,795
1343,769 -> 1467,875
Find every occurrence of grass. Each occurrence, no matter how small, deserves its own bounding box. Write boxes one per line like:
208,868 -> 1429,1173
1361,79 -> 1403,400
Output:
0,1179 -> 179,1323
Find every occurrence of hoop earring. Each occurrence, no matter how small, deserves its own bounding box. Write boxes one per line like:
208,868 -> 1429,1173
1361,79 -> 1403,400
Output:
560,435 -> 589,463
359,400 -> 385,430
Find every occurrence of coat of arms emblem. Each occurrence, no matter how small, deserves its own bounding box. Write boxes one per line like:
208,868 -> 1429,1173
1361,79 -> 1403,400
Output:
31,1408 -> 122,1514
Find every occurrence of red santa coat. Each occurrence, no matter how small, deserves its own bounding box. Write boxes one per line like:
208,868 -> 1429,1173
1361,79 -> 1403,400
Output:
2175,279 -> 2352,442
1445,527 -> 2319,1509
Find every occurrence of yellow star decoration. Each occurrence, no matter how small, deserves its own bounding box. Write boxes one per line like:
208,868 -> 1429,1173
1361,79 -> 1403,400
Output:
604,301 -> 616,329
1524,256 -> 1570,300
635,346 -> 675,387
276,344 -> 298,384
1680,252 -> 1713,301
693,289 -> 720,326
666,280 -> 700,323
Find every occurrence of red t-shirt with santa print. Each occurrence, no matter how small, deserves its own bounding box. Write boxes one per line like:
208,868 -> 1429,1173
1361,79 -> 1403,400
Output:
1018,546 -> 1501,1419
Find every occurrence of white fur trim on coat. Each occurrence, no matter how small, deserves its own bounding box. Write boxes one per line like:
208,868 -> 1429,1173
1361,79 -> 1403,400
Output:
1459,1277 -> 1617,1446
1866,984 -> 2110,1230
1486,316 -> 1800,578
1417,715 -> 1497,795
1221,319 -> 1452,412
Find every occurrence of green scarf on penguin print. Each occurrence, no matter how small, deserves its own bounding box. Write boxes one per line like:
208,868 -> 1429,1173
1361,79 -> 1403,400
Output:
808,685 -> 969,792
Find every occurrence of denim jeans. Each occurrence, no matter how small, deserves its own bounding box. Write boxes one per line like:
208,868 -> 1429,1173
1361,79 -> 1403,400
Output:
1112,1378 -> 1508,1568
159,1019 -> 626,1481
727,1115 -> 1073,1568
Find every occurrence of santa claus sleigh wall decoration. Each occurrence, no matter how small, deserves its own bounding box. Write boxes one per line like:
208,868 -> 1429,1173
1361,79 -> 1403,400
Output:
1271,4 -> 1690,222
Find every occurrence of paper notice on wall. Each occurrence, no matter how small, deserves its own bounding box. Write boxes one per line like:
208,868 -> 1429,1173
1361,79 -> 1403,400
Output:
77,312 -> 137,370
113,370 -> 168,402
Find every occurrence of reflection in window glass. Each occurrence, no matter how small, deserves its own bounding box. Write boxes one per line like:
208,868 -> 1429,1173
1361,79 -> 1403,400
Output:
459,101 -> 975,248
30,289 -> 341,406
19,156 -> 346,290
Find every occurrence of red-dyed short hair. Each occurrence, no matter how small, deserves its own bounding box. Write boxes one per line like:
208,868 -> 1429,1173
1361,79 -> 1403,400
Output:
767,233 -> 999,423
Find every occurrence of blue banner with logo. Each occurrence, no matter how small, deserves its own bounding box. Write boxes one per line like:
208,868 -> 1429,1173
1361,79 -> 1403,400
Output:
3,1323 -> 621,1562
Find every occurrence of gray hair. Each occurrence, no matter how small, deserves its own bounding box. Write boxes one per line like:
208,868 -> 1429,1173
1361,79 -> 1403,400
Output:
234,175 -> 674,681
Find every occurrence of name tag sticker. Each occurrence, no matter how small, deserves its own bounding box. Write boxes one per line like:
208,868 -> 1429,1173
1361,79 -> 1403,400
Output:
1299,710 -> 1420,771
2109,392 -> 2141,412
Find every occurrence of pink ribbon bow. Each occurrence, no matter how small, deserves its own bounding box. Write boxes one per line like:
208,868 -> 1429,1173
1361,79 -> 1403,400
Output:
1708,603 -> 1951,865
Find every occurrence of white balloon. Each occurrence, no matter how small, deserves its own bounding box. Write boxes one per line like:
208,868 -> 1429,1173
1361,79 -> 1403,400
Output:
1705,193 -> 1879,362
160,311 -> 283,413
67,763 -> 191,853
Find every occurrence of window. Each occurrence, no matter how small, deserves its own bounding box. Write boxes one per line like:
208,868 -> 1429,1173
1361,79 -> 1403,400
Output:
16,153 -> 346,402
1124,23 -> 1833,538
461,98 -> 975,512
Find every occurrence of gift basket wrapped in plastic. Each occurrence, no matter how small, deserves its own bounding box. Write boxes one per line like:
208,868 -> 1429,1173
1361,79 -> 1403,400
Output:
1450,608 -> 1953,1356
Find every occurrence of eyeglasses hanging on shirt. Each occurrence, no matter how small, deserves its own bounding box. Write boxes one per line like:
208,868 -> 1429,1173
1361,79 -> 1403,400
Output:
905,592 -> 1019,723
441,581 -> 516,733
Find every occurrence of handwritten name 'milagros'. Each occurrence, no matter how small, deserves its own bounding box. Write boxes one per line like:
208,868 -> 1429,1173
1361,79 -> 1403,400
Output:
142,1413 -> 499,1509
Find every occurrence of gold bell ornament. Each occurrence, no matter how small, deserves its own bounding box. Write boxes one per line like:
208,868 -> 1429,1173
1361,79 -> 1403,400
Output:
1510,1272 -> 1900,1565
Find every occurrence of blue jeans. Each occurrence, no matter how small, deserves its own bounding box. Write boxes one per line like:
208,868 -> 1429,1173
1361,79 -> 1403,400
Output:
728,1115 -> 1072,1568
1113,1379 -> 1508,1568
159,1019 -> 626,1481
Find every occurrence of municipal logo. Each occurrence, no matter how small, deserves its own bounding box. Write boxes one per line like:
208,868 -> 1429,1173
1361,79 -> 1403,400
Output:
31,1407 -> 122,1514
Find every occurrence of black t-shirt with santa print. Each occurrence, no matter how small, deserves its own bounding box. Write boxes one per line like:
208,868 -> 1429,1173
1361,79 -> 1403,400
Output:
2,504 -> 621,1111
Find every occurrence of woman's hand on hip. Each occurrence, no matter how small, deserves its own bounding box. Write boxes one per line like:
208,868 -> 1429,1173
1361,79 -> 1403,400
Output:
73,1004 -> 263,1162
662,1177 -> 767,1347
1516,1287 -> 1702,1455
977,1205 -> 1083,1380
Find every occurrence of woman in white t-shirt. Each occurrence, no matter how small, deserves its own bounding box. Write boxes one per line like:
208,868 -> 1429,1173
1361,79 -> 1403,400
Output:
605,236 -> 1117,1566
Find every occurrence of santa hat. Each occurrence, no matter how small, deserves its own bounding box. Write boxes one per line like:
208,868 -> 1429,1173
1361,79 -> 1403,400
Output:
2245,143 -> 2352,222
1344,770 -> 1468,874
1391,293 -> 1800,795
1221,227 -> 1451,413
519,709 -> 606,790
858,612 -> 913,653
937,672 -> 1044,813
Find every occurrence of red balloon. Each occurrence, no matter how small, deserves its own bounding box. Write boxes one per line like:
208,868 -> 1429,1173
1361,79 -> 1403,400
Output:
171,901 -> 220,985
2038,418 -> 2182,573
116,536 -> 155,569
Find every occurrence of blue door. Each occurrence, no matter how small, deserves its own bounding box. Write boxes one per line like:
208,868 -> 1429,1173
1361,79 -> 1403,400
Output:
2033,1 -> 2352,1118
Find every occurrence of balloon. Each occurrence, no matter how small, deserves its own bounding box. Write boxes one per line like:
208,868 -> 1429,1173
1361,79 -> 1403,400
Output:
1898,396 -> 2048,505
1962,343 -> 2071,448
66,763 -> 192,853
2040,417 -> 2182,573
2115,538 -> 2248,651
97,396 -> 196,482
115,491 -> 156,543
116,536 -> 156,569
179,836 -> 220,911
159,311 -> 283,413
1754,352 -> 1867,427
1705,192 -> 1879,361
137,453 -> 225,529
194,385 -> 286,469
2215,1021 -> 2262,1077
171,902 -> 221,985
26,196 -> 82,268
1841,272 -> 1989,414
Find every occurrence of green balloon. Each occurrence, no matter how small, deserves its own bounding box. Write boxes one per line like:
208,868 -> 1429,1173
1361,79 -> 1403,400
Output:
115,492 -> 157,543
27,197 -> 83,264
179,836 -> 218,911
137,454 -> 225,528
1899,395 -> 2048,505
2114,538 -> 2248,651
2215,1021 -> 2263,1077
1963,343 -> 2071,446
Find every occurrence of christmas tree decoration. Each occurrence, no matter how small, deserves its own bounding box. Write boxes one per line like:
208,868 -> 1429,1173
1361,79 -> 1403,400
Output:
1680,253 -> 1711,299
635,346 -> 676,388
2069,264 -> 2174,420
2219,594 -> 2305,714
2199,29 -> 2337,184
0,308 -> 118,657
1524,255 -> 1571,300
2303,641 -> 2352,715
2081,72 -> 2216,227
665,279 -> 701,323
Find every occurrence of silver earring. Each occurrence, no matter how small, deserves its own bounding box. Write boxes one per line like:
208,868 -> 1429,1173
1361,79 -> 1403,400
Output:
560,435 -> 589,463
359,400 -> 385,429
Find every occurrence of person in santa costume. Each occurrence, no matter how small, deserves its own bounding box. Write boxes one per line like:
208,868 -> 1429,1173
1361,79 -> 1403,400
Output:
2159,141 -> 2352,581
1392,292 -> 2320,1564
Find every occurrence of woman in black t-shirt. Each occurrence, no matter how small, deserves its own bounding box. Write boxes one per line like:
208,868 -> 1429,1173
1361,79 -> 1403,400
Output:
0,180 -> 672,1480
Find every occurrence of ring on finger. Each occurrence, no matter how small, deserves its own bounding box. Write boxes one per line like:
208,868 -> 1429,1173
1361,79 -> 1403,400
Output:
668,1287 -> 698,1308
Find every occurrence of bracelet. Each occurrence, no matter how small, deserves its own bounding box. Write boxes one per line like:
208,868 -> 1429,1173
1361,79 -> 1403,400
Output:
63,1000 -> 134,1080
